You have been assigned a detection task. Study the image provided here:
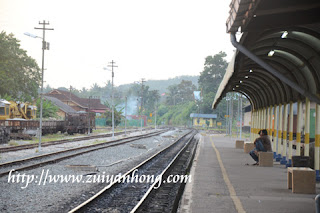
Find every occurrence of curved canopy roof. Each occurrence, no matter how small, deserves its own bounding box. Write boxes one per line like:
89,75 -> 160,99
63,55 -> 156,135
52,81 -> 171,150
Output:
213,0 -> 320,110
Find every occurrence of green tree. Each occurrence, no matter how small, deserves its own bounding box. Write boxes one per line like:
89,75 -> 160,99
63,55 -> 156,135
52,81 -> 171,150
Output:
57,87 -> 68,91
0,94 -> 13,101
199,91 -> 215,114
198,51 -> 228,94
166,84 -> 179,105
103,101 -> 123,127
144,89 -> 160,114
36,99 -> 59,118
157,104 -> 169,117
0,31 -> 41,101
43,85 -> 54,94
166,80 -> 196,106
157,102 -> 196,126
125,84 -> 160,114
177,80 -> 197,104
198,51 -> 228,114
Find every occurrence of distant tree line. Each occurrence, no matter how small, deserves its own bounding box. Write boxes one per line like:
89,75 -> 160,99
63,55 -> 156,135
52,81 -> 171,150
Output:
0,31 -> 244,125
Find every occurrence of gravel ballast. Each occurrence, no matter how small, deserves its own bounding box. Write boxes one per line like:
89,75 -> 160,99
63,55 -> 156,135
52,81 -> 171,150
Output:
0,128 -> 188,212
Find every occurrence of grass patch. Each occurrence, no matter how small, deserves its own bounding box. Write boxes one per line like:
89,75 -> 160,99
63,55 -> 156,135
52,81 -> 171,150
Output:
24,133 -> 80,144
84,140 -> 106,146
92,129 -> 108,134
27,139 -> 38,144
41,133 -> 70,141
92,140 -> 105,145
8,141 -> 19,146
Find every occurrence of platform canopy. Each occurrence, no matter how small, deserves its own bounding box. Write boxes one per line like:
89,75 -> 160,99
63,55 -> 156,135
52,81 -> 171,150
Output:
212,0 -> 320,110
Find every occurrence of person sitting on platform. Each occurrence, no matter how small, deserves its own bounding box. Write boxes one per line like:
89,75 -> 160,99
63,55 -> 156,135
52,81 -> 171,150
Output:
249,129 -> 272,165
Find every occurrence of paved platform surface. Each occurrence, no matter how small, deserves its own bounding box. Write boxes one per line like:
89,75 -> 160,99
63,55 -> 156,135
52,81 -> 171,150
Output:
179,134 -> 319,213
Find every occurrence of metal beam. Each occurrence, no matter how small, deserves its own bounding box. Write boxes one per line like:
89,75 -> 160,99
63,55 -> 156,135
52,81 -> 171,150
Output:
255,3 -> 320,17
230,33 -> 320,105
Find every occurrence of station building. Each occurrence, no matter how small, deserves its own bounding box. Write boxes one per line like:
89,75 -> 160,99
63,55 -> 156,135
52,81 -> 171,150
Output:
190,113 -> 217,128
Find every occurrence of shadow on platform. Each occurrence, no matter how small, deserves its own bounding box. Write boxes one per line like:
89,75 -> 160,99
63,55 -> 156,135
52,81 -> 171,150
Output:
179,134 -> 318,213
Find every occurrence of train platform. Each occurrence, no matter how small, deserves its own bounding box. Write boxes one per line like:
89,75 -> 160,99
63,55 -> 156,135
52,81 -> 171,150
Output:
178,134 -> 319,213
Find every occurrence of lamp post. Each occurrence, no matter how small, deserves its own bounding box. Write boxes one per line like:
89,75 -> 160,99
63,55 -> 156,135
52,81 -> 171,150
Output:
25,21 -> 53,152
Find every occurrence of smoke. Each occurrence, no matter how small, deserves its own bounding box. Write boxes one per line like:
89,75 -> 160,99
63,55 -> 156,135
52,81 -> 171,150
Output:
116,96 -> 139,116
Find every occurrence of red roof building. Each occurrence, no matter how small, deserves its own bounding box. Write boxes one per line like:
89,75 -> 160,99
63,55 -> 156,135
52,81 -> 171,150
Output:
45,89 -> 109,114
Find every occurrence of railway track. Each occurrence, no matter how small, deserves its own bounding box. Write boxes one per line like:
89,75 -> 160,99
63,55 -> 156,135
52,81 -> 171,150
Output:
68,130 -> 198,213
0,129 -> 168,177
0,128 -> 153,153
134,132 -> 198,213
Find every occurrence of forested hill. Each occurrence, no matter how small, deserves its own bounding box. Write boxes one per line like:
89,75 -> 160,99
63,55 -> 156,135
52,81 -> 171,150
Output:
117,75 -> 199,94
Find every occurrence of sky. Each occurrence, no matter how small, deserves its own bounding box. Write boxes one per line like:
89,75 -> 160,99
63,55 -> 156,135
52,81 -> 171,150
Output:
1,0 -> 235,90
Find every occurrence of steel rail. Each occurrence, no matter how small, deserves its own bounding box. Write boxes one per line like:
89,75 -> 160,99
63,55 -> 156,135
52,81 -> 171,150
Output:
68,130 -> 196,213
0,128 -> 153,153
130,131 -> 196,213
0,130 -> 167,177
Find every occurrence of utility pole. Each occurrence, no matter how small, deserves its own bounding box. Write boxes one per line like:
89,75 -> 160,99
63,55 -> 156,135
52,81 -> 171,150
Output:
229,94 -> 233,136
231,93 -> 234,136
107,60 -> 117,139
155,101 -> 157,130
88,96 -> 91,135
125,96 -> 127,135
226,96 -> 229,135
69,86 -> 72,104
34,20 -> 53,152
237,94 -> 240,138
139,78 -> 146,133
239,94 -> 243,139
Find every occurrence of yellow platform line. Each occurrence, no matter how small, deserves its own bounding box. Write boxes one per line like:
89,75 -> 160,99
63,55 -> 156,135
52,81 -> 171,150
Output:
210,136 -> 246,213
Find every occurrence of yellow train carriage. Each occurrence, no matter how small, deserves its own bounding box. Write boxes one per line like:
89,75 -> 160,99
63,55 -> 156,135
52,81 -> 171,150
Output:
0,99 -> 37,120
25,105 -> 37,119
0,99 -> 10,120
